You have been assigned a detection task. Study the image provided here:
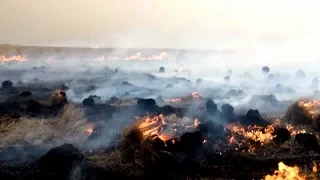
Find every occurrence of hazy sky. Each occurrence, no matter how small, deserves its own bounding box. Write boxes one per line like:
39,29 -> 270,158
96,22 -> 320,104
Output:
1,0 -> 320,48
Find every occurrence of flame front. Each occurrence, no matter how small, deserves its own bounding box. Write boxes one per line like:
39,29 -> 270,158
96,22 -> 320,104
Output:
140,52 -> 168,61
124,52 -> 168,61
226,123 -> 275,146
125,52 -> 141,60
264,162 -> 306,180
0,55 -> 27,63
0,52 -> 167,63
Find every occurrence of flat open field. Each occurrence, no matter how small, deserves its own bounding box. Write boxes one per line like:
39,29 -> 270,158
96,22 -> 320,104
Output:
0,45 -> 319,179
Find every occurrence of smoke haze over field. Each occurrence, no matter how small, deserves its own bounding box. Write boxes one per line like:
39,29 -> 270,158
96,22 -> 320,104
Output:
1,0 -> 320,70
1,1 -> 320,82
1,0 -> 320,48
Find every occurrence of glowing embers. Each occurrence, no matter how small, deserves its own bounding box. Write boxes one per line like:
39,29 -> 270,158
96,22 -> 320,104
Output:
0,55 -> 27,63
137,114 -> 199,142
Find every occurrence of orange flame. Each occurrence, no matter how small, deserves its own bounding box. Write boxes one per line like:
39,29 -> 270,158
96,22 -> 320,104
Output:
137,114 -> 199,142
264,162 -> 306,180
87,126 -> 94,136
298,100 -> 320,117
286,124 -> 307,136
226,123 -> 276,146
313,161 -> 318,173
194,118 -> 200,127
203,138 -> 207,144
140,52 -> 168,61
125,52 -> 141,60
0,55 -> 27,63
124,52 -> 168,61
53,89 -> 64,100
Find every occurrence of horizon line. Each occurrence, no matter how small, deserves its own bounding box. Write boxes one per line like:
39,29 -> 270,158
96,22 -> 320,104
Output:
0,43 -> 236,52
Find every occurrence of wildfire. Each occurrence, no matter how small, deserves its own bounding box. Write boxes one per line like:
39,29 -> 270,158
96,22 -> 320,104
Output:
125,52 -> 141,60
0,55 -> 27,63
164,98 -> 182,103
137,114 -> 200,142
54,89 -> 64,100
203,138 -> 208,144
226,123 -> 275,146
194,118 -> 200,127
140,52 -> 168,61
164,92 -> 202,104
191,92 -> 201,98
298,100 -> 320,117
124,52 -> 168,61
87,126 -> 94,136
313,161 -> 318,173
286,124 -> 307,136
264,162 -> 306,180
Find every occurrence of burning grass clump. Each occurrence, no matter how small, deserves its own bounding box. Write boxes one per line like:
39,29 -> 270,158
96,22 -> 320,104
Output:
284,99 -> 320,133
87,123 -> 171,178
0,104 -> 91,146
284,101 -> 312,125
40,89 -> 68,107
264,162 -> 306,180
225,123 -> 276,150
264,161 -> 320,180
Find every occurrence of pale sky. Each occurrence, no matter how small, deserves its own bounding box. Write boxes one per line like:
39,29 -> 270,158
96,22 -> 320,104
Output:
1,0 -> 320,48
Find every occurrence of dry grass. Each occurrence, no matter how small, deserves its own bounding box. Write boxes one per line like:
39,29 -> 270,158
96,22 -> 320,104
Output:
261,112 -> 285,122
0,104 -> 91,146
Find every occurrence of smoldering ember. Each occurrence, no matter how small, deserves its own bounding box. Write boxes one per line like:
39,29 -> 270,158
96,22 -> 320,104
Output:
0,45 -> 320,180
